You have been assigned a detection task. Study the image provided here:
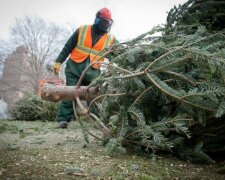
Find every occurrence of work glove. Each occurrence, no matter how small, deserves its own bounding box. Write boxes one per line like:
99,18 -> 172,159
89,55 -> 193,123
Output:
53,62 -> 61,75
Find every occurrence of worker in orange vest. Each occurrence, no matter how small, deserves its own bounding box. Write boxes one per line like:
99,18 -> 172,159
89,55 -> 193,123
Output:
53,7 -> 117,128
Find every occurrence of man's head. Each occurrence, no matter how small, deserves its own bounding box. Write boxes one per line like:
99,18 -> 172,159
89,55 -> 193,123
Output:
94,7 -> 113,33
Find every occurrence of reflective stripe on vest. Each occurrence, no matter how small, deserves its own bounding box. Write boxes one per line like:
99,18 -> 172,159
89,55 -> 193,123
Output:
70,25 -> 114,69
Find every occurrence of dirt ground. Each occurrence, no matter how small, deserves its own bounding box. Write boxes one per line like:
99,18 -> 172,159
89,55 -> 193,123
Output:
0,120 -> 225,180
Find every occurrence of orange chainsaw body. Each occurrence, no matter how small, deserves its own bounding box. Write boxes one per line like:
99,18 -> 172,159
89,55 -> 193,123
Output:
37,78 -> 64,97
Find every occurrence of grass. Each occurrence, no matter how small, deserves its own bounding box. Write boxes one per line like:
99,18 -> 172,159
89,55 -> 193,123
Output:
0,120 -> 224,179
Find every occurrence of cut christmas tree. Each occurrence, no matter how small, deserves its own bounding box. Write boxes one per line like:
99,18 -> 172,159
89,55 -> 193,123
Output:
42,0 -> 225,164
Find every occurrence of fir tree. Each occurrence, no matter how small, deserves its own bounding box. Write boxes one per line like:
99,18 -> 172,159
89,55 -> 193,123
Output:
60,0 -> 225,164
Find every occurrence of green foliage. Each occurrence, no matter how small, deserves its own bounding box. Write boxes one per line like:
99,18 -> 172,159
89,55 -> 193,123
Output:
80,0 -> 225,164
88,26 -> 225,164
179,148 -> 214,165
10,93 -> 58,121
105,138 -> 126,155
166,0 -> 225,32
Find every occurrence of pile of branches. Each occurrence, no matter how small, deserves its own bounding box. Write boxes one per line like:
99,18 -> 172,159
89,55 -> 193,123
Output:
11,94 -> 58,121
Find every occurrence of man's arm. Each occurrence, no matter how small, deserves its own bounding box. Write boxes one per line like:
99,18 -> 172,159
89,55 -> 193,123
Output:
55,28 -> 79,63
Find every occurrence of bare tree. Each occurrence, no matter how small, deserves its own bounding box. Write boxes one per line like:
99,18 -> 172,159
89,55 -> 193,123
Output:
0,39 -> 10,78
8,15 -> 67,93
0,54 -> 3,76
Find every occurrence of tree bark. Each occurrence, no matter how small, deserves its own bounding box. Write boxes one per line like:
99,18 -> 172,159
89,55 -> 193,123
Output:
41,83 -> 99,102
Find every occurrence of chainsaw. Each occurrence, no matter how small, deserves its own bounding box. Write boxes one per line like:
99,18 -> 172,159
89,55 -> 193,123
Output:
37,62 -> 64,97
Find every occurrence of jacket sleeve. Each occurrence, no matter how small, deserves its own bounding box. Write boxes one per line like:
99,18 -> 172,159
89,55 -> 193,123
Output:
55,28 -> 79,63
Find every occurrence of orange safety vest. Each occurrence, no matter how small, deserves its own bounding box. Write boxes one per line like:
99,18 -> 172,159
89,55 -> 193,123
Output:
70,25 -> 114,69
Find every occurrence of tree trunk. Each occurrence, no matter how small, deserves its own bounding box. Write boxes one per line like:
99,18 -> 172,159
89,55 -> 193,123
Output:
41,83 -> 99,102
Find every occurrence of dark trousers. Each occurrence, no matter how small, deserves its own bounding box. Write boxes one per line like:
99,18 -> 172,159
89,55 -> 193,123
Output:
56,59 -> 100,123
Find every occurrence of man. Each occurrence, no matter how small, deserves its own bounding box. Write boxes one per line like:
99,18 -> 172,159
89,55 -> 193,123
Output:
53,7 -> 117,128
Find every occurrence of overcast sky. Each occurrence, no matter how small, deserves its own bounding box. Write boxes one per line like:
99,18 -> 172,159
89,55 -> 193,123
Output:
0,0 -> 187,41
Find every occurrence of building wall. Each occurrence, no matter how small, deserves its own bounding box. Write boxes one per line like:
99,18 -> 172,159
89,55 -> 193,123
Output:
0,46 -> 31,109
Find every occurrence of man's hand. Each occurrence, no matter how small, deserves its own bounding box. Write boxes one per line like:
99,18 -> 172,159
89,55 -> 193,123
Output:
53,62 -> 61,75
